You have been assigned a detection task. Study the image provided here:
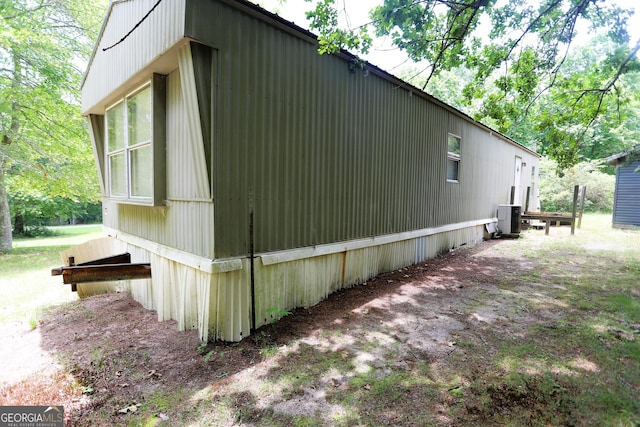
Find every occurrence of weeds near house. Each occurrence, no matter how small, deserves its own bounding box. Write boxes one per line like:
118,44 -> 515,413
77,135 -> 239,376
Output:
266,306 -> 292,323
197,342 -> 227,362
27,311 -> 39,330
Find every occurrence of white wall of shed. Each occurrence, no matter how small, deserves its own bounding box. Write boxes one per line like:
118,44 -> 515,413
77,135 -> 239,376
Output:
101,62 -> 215,259
102,199 -> 214,258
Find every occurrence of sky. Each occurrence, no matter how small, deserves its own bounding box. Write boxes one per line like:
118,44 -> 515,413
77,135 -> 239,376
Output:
254,0 -> 640,74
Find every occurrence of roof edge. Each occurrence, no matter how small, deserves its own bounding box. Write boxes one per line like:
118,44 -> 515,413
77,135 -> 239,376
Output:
606,145 -> 640,165
81,0 -> 116,89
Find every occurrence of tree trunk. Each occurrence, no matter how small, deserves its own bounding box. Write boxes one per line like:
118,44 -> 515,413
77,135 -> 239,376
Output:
14,213 -> 25,235
0,155 -> 13,252
0,51 -> 21,252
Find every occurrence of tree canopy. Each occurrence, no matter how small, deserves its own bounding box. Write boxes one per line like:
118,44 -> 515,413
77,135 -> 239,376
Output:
304,0 -> 640,169
0,0 -> 108,251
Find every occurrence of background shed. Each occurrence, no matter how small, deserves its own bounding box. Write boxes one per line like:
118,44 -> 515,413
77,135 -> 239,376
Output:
607,149 -> 640,228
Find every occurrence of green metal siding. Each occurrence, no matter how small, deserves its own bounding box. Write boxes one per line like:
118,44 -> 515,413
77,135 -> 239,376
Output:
187,0 -> 538,258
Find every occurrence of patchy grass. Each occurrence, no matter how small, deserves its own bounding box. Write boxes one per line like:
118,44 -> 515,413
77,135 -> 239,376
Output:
450,214 -> 640,426
0,225 -> 104,323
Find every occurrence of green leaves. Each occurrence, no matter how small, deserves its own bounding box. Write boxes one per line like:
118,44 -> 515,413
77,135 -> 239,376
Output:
306,0 -> 372,54
369,0 -> 494,75
538,157 -> 615,211
0,0 -> 106,195
0,0 -> 108,249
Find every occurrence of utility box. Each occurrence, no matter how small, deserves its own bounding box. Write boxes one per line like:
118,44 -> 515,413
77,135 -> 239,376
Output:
498,204 -> 522,235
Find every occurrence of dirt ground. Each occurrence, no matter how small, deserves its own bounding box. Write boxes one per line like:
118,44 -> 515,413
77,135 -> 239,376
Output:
0,235 -> 621,425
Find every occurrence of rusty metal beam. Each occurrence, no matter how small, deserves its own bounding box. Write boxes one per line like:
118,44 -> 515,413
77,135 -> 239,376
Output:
77,253 -> 131,266
51,263 -> 151,284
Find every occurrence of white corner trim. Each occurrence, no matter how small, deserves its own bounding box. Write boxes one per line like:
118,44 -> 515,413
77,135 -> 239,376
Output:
260,218 -> 497,266
102,226 -> 243,274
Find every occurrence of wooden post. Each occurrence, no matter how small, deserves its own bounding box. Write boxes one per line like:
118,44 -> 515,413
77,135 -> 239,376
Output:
570,185 -> 579,235
525,186 -> 531,212
545,220 -> 550,235
68,256 -> 77,292
578,185 -> 587,229
510,186 -> 515,205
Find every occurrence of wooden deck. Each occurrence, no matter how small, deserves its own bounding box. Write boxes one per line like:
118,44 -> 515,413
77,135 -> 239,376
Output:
521,185 -> 586,236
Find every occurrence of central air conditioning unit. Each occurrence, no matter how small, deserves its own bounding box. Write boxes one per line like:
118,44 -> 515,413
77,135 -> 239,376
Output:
497,204 -> 522,235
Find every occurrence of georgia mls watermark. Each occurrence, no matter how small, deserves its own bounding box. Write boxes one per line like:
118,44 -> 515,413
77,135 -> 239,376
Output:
0,406 -> 64,427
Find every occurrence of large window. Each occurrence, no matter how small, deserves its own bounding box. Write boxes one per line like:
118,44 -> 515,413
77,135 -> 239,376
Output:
105,77 -> 165,205
447,133 -> 461,182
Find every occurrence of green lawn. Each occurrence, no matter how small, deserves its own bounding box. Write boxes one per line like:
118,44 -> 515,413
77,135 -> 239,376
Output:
0,225 -> 105,324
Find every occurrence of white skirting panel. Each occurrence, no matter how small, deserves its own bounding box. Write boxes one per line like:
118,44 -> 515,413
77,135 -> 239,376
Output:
135,251 -> 251,342
59,236 -> 251,342
414,225 -> 485,264
60,224 -> 486,342
253,253 -> 344,327
253,224 -> 486,331
210,260 -> 251,342
126,244 -> 153,308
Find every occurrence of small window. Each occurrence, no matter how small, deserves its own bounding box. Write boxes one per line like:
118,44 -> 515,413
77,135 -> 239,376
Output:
447,134 -> 461,182
105,76 -> 165,205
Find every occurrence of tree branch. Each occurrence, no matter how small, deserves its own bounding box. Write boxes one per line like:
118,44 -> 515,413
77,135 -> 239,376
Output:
421,0 -> 486,88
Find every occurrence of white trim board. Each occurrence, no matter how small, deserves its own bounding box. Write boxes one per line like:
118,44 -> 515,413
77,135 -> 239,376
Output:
102,226 -> 242,274
259,218 -> 497,265
104,218 -> 496,272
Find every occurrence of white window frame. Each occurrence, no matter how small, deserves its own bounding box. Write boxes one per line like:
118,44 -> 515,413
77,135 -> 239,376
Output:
105,75 -> 166,206
447,133 -> 461,183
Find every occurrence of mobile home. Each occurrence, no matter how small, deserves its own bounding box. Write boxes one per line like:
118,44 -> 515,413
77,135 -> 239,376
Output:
80,0 -> 540,341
